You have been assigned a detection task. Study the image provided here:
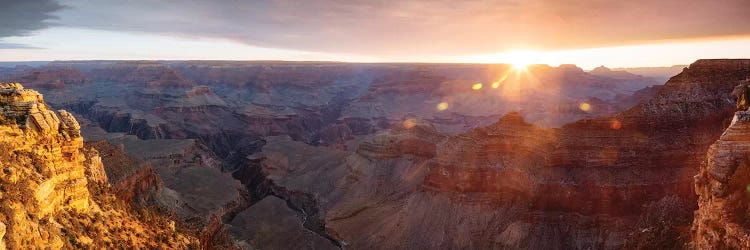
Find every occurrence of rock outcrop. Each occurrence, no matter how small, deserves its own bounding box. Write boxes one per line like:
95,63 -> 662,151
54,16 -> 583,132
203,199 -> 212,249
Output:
693,81 -> 750,249
86,141 -> 165,205
1,83 -> 92,217
0,83 -> 197,249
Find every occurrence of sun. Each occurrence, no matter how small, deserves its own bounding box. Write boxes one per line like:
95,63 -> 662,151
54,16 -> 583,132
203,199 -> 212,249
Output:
512,61 -> 530,70
503,50 -> 542,70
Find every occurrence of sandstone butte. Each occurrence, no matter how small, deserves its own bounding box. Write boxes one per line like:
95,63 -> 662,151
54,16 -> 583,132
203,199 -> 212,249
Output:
0,83 -> 198,249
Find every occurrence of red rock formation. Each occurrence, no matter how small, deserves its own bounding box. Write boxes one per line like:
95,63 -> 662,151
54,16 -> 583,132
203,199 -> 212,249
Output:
82,147 -> 108,184
85,141 -> 164,203
79,126 -> 247,238
424,112 -> 552,198
199,188 -> 250,250
321,60 -> 750,249
141,67 -> 192,88
693,81 -> 750,249
357,119 -> 443,159
113,162 -> 163,203
0,83 -> 197,249
1,67 -> 90,88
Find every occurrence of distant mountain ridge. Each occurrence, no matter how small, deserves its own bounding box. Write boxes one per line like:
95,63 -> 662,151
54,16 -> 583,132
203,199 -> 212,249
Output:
613,65 -> 687,83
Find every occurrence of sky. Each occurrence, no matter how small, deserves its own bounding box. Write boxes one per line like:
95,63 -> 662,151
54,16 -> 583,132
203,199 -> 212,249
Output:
0,0 -> 749,69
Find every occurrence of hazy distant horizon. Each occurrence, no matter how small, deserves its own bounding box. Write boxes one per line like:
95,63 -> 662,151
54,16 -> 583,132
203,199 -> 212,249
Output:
1,0 -> 749,69
0,59 -> 695,71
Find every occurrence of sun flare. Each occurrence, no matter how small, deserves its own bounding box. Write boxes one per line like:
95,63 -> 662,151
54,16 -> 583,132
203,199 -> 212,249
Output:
512,62 -> 529,70
504,50 -> 541,71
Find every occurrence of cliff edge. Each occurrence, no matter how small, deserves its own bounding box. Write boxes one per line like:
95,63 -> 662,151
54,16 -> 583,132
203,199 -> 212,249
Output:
693,80 -> 750,249
0,83 -> 197,249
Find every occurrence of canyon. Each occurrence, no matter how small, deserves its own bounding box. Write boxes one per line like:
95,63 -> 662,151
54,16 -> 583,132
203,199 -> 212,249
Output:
2,59 -> 750,249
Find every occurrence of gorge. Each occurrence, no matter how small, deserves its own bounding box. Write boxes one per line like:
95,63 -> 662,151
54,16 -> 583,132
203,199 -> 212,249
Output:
2,59 -> 750,249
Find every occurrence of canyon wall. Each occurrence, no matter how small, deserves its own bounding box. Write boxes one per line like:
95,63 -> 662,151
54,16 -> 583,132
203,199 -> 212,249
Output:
4,60 -> 748,249
244,59 -> 750,249
693,80 -> 750,249
0,83 -> 197,249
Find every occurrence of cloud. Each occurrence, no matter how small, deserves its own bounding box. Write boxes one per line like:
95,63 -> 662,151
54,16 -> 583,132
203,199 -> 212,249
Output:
0,0 -> 63,37
55,0 -> 750,56
0,42 -> 40,49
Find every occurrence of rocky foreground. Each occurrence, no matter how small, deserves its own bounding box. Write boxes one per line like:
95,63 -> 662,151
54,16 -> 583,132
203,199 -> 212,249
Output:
693,80 -> 750,249
0,83 -> 197,249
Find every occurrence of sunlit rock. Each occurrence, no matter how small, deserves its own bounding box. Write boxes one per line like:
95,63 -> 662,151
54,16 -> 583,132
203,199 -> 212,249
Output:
693,81 -> 750,249
0,83 -> 198,249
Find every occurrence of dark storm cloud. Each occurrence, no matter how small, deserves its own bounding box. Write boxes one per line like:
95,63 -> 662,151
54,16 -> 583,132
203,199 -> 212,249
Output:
57,0 -> 750,55
0,0 -> 63,37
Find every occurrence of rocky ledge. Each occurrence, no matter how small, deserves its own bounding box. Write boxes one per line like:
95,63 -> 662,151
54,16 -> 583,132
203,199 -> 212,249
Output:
0,83 -> 197,249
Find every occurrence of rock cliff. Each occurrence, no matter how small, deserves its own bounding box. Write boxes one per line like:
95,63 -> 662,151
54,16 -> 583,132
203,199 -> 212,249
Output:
0,83 -> 197,249
693,80 -> 750,249
86,140 -> 165,205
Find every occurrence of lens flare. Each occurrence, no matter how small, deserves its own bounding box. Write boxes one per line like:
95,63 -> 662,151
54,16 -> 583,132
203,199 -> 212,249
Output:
611,120 -> 622,130
472,83 -> 483,90
403,119 -> 417,129
505,50 -> 542,70
579,102 -> 591,112
491,82 -> 500,88
437,102 -> 449,111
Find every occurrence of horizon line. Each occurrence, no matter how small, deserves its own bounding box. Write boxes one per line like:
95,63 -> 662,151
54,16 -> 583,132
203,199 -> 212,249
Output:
0,59 -> 718,70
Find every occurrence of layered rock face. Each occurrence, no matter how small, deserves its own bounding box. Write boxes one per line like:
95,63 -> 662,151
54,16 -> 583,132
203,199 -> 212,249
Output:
0,67 -> 90,89
0,83 -> 92,225
693,81 -> 750,249
81,120 -> 240,222
19,61 -> 663,175
8,60 -> 745,249
240,59 -> 750,249
0,83 -> 197,249
78,62 -> 193,87
86,140 -> 165,205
